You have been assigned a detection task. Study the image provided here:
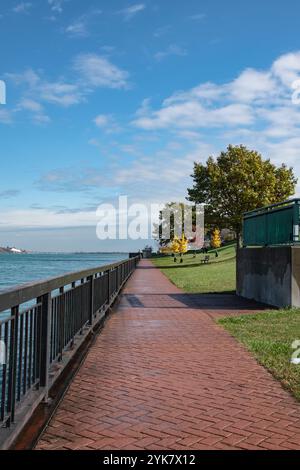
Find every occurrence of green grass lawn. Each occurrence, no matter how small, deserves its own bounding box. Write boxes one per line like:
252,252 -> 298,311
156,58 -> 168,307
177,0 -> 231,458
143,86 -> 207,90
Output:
153,244 -> 300,401
152,243 -> 236,293
219,310 -> 300,401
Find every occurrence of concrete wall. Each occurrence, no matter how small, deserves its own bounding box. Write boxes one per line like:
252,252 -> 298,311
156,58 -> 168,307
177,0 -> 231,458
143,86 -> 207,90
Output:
237,246 -> 300,308
291,247 -> 300,306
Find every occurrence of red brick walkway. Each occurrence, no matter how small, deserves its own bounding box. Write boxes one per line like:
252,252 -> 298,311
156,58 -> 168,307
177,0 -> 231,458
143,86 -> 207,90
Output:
36,260 -> 300,450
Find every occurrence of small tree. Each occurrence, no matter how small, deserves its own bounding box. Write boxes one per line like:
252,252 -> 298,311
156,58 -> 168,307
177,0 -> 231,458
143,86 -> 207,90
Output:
211,228 -> 221,249
171,236 -> 180,262
178,233 -> 188,263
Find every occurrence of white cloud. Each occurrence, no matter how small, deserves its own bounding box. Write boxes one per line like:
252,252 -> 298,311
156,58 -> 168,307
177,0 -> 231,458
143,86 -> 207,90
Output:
128,50 -> 300,197
134,51 -> 300,133
117,4 -> 146,21
6,68 -> 40,88
163,82 -> 227,105
8,69 -> 84,107
258,105 -> 300,138
13,2 -> 32,13
263,137 -> 300,166
5,53 -> 129,125
33,113 -> 51,124
272,51 -> 300,87
65,20 -> 87,37
48,0 -> 65,14
65,9 -> 102,38
93,114 -> 121,133
18,98 -> 43,113
94,114 -> 110,128
35,137 -> 215,206
17,98 -> 51,123
154,44 -> 187,62
39,81 -> 82,106
230,69 -> 277,103
6,49 -> 300,212
188,13 -> 206,21
134,100 -> 253,130
73,53 -> 129,89
0,208 -> 97,229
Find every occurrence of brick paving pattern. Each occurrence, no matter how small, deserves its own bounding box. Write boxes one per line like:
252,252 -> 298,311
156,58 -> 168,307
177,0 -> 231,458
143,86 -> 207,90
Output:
36,260 -> 300,450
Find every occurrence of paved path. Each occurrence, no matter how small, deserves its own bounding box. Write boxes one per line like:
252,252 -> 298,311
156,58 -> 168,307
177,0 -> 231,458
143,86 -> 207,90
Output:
36,260 -> 300,450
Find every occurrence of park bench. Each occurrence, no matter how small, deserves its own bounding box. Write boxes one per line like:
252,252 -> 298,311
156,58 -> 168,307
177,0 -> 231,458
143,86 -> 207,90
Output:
201,255 -> 210,264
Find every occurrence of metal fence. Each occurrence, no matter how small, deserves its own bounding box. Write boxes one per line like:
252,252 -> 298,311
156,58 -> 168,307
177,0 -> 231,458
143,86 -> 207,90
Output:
0,257 -> 138,445
243,199 -> 300,247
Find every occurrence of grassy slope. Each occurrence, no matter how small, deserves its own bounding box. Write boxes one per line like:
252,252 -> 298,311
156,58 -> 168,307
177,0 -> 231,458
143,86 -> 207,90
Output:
152,244 -> 236,293
220,310 -> 300,400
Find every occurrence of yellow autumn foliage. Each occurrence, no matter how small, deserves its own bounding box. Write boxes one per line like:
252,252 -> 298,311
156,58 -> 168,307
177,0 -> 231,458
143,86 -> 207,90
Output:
211,228 -> 221,249
178,233 -> 188,254
171,235 -> 180,253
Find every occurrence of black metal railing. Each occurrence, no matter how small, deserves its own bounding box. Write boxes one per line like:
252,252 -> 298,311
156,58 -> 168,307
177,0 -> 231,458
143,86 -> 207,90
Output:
0,256 -> 138,444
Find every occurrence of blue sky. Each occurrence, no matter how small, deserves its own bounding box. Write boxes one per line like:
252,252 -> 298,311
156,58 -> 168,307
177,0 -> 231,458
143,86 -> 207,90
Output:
1,0 -> 300,251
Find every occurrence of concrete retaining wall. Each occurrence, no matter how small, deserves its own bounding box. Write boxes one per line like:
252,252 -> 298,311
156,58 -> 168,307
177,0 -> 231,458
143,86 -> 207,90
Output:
237,246 -> 300,307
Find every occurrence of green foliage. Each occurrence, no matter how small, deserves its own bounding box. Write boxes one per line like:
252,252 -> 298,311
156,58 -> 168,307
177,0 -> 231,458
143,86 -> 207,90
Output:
187,145 -> 297,245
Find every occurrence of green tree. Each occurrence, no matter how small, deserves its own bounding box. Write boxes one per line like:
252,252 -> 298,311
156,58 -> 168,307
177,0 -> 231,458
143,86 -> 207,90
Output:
187,145 -> 297,247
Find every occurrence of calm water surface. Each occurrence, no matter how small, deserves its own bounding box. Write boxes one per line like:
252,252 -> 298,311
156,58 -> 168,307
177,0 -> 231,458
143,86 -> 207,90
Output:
0,252 -> 128,292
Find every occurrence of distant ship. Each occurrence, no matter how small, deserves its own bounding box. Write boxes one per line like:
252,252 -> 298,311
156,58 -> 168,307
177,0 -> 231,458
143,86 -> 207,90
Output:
0,246 -> 27,254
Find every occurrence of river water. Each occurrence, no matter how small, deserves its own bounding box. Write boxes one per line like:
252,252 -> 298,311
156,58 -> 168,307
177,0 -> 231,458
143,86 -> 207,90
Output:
0,252 -> 128,292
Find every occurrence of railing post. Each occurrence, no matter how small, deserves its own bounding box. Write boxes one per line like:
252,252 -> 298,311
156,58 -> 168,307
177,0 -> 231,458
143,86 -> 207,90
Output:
7,306 -> 19,425
59,287 -> 64,362
88,275 -> 94,325
38,293 -> 51,399
107,269 -> 111,304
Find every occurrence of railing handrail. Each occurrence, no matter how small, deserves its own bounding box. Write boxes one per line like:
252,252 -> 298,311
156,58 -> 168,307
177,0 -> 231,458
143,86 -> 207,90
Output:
0,258 -> 131,312
243,198 -> 300,218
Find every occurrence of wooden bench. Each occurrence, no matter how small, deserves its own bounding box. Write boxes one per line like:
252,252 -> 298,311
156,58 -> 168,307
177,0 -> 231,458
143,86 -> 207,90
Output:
201,255 -> 210,264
